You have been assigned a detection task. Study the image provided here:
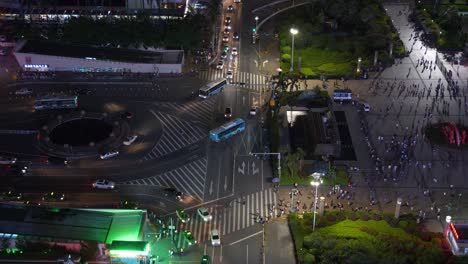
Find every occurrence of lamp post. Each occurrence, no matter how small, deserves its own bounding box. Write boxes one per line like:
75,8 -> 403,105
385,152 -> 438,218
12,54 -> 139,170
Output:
289,28 -> 298,72
310,173 -> 323,232
357,57 -> 362,73
255,16 -> 259,33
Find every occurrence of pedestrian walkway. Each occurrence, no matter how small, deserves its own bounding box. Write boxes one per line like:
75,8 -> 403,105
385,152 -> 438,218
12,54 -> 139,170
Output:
198,68 -> 269,91
146,110 -> 207,160
172,188 -> 277,248
122,158 -> 207,201
157,97 -> 216,125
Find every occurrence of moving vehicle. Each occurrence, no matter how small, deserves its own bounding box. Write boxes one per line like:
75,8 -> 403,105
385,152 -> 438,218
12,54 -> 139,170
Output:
216,60 -> 224,70
222,33 -> 229,42
164,188 -> 183,201
211,229 -> 221,246
176,209 -> 190,223
224,107 -> 232,118
119,200 -> 139,209
227,5 -> 233,12
2,190 -> 22,201
0,156 -> 16,165
234,0 -> 241,3
183,231 -> 197,245
221,51 -> 227,59
0,35 -> 6,42
209,118 -> 245,142
24,200 -> 41,206
42,192 -> 65,202
250,107 -> 257,116
100,150 -> 119,160
226,70 -> 233,80
92,179 -> 116,189
47,156 -> 68,165
15,88 -> 33,95
197,207 -> 212,222
199,78 -> 227,99
233,32 -> 239,40
34,96 -> 78,110
123,135 -> 138,146
231,47 -> 238,56
224,17 -> 231,24
201,255 -> 211,264
121,111 -> 133,119
76,88 -> 92,95
363,103 -> 371,112
224,23 -> 231,30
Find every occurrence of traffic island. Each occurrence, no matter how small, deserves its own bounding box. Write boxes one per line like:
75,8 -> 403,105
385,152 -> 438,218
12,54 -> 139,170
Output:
36,112 -> 131,159
425,122 -> 468,150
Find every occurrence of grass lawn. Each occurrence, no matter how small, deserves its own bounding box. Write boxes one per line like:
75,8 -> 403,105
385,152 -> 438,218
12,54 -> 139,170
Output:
281,46 -> 355,77
317,219 -> 416,241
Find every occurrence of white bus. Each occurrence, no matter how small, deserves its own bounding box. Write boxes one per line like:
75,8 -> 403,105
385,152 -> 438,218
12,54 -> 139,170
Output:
199,78 -> 227,99
34,96 -> 78,110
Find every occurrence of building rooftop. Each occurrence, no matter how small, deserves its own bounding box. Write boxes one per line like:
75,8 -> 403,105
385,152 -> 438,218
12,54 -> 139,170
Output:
17,40 -> 183,64
0,203 -> 146,244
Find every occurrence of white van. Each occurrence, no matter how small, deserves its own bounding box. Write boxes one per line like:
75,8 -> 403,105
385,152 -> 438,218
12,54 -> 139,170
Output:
100,151 -> 119,160
363,103 -> 371,112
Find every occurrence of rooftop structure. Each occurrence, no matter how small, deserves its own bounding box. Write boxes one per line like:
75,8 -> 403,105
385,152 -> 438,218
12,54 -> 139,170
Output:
0,203 -> 146,244
17,40 -> 183,65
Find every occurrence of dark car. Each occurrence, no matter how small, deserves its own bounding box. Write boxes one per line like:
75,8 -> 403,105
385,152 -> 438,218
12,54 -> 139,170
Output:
233,32 -> 239,40
47,156 -> 69,165
1,190 -> 22,201
121,111 -> 133,119
164,188 -> 183,201
119,200 -> 139,209
224,107 -> 232,119
76,88 -> 92,95
42,192 -> 65,202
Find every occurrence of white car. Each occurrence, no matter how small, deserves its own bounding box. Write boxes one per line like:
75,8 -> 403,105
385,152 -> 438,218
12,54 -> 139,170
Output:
250,107 -> 257,116
231,47 -> 238,56
216,60 -> 224,70
234,0 -> 241,3
100,151 -> 119,160
93,179 -> 116,189
15,88 -> 33,95
123,135 -> 138,146
0,156 -> 16,165
211,229 -> 221,246
226,70 -> 233,80
197,207 -> 212,222
363,103 -> 371,112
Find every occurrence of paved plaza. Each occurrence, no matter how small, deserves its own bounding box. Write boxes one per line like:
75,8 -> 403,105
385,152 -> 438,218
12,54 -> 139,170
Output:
275,3 -> 468,230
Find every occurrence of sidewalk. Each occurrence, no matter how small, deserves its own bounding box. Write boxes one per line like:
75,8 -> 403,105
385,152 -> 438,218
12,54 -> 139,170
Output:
265,218 -> 295,264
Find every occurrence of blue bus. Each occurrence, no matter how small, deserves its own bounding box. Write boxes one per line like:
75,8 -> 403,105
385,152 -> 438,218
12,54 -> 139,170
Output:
199,78 -> 227,99
34,95 -> 78,110
210,118 -> 246,142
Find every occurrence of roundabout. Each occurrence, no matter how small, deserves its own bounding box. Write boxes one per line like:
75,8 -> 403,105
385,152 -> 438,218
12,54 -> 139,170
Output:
37,112 -> 131,158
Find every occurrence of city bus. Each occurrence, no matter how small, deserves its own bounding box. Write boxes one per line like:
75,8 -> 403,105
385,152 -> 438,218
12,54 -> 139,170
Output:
209,118 -> 245,142
199,78 -> 227,99
333,89 -> 352,102
34,96 -> 78,110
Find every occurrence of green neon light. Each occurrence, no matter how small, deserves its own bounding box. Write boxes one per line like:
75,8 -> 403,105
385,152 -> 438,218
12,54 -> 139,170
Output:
110,244 -> 150,257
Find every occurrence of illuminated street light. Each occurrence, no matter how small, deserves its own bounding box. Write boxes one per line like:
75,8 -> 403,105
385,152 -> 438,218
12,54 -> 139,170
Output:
289,28 -> 298,72
310,172 -> 323,231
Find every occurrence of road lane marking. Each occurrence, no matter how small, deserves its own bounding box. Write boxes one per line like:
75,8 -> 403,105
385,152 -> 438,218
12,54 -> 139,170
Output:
228,231 -> 262,246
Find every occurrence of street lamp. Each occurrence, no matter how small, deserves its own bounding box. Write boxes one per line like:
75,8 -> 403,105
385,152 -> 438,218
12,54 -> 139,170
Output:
357,57 -> 362,73
310,173 -> 323,231
289,28 -> 298,72
255,16 -> 259,32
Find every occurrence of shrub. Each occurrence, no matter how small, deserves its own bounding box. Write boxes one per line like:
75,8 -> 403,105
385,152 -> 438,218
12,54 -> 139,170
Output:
303,253 -> 316,264
300,67 -> 316,77
303,234 -> 315,249
282,45 -> 292,54
281,54 -> 291,63
361,214 -> 370,221
349,214 -> 359,221
373,215 -> 382,221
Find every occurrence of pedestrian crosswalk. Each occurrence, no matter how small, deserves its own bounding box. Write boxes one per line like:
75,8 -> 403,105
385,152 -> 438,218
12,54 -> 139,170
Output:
198,69 -> 270,91
122,158 -> 207,201
157,97 -> 216,125
172,188 -> 277,247
145,110 -> 207,160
